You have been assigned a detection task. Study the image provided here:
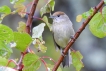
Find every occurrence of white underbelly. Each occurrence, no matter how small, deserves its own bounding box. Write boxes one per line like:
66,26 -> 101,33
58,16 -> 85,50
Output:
54,30 -> 71,48
54,36 -> 70,48
52,22 -> 74,48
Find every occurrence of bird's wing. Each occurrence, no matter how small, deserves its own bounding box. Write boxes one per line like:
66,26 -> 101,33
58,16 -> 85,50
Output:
52,33 -> 61,51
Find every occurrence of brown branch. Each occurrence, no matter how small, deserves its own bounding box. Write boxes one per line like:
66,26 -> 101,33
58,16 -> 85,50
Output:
52,0 -> 104,71
17,0 -> 39,71
26,0 -> 39,34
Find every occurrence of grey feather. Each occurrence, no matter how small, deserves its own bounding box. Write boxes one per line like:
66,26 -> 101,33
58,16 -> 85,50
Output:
52,33 -> 60,51
62,49 -> 72,67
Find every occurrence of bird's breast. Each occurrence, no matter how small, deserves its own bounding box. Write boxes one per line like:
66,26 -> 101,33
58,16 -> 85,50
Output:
52,23 -> 72,48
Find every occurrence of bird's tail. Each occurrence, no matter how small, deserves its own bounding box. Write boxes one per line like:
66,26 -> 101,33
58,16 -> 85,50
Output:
62,49 -> 72,67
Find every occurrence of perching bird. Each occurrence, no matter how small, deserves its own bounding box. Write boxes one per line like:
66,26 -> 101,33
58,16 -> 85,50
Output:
50,11 -> 75,67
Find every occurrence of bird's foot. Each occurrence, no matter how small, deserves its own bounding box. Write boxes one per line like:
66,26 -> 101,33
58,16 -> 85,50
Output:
62,51 -> 66,57
70,35 -> 75,39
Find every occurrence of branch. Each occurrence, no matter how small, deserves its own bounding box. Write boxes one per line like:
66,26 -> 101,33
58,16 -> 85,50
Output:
17,0 -> 39,71
52,0 -> 104,71
26,0 -> 39,34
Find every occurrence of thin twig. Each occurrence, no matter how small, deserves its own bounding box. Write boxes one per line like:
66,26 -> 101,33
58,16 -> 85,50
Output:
41,56 -> 56,63
40,58 -> 48,71
17,52 -> 24,71
7,59 -> 18,66
52,0 -> 104,71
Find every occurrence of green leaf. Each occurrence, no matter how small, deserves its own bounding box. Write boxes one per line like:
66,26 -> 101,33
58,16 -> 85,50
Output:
32,23 -> 47,53
71,51 -> 84,71
0,6 -> 11,23
7,61 -> 16,68
23,53 -> 41,71
89,12 -> 106,38
17,21 -> 26,32
32,23 -> 45,39
49,0 -> 55,11
0,14 -> 7,23
0,5 -> 11,14
0,56 -> 8,66
0,24 -> 14,43
104,0 -> 106,4
46,64 -> 62,71
14,4 -> 26,17
42,16 -> 52,31
0,41 -> 12,58
39,44 -> 47,53
10,0 -> 17,4
40,0 -> 55,16
10,0 -> 25,4
33,38 -> 47,53
0,56 -> 15,68
13,32 -> 32,51
102,6 -> 106,19
40,6 -> 49,17
82,8 -> 94,19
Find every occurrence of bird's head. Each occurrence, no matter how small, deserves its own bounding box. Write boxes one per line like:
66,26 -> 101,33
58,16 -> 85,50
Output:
50,11 -> 69,23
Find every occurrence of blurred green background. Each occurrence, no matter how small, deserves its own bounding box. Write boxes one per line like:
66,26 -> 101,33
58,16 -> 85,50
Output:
0,0 -> 106,71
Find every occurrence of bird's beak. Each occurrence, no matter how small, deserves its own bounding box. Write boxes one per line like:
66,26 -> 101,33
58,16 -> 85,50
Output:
49,15 -> 55,19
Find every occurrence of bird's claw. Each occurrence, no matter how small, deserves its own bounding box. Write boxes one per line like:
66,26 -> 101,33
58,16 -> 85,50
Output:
62,51 -> 66,57
70,35 -> 75,39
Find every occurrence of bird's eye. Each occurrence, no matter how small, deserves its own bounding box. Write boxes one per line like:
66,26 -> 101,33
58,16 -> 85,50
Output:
57,15 -> 60,17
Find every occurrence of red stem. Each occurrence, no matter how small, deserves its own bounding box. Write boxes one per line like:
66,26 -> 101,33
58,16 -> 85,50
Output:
40,58 -> 48,71
41,56 -> 56,63
17,52 -> 24,71
7,59 -> 18,67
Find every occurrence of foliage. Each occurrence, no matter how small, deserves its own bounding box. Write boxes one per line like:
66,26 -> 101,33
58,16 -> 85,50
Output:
0,56 -> 15,67
32,23 -> 47,53
40,0 -> 55,17
23,53 -> 41,71
89,12 -> 106,38
76,6 -> 106,38
71,51 -> 84,71
46,64 -> 62,71
0,0 -> 56,71
0,0 -> 104,71
13,32 -> 32,51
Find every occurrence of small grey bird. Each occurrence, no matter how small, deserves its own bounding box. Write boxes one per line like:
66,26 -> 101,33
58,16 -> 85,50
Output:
50,11 -> 75,67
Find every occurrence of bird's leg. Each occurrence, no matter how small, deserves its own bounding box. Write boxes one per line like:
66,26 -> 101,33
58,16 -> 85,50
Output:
70,35 -> 75,42
61,49 -> 66,57
70,35 -> 75,39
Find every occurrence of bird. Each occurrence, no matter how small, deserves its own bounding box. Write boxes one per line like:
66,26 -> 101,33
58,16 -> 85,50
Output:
50,11 -> 75,67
